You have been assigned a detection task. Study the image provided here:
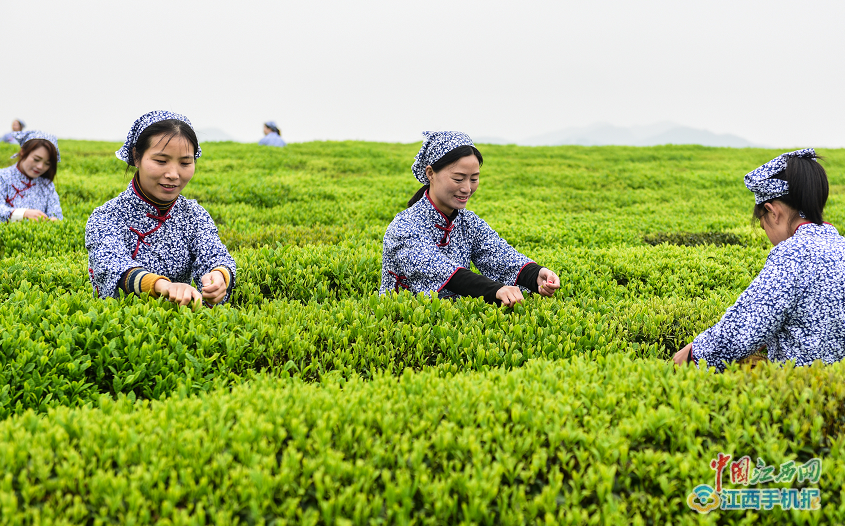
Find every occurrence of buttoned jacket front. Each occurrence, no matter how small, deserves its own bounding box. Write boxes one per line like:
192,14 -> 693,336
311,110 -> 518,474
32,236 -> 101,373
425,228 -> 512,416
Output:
0,164 -> 62,221
85,182 -> 236,303
693,223 -> 845,371
380,192 -> 532,298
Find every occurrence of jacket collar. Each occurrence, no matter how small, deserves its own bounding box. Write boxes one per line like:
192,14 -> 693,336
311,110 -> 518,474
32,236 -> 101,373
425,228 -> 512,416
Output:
794,221 -> 838,237
421,190 -> 461,226
122,181 -> 181,216
8,163 -> 35,182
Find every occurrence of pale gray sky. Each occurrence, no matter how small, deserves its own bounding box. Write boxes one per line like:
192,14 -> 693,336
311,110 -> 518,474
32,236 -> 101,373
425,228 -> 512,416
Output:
5,0 -> 845,147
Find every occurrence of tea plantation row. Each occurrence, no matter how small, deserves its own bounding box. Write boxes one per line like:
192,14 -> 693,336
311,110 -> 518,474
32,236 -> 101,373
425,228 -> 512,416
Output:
1,356 -> 843,525
1,140 -> 843,524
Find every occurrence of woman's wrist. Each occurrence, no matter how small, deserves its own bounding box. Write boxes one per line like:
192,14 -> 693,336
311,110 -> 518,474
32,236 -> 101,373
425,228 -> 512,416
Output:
10,208 -> 28,222
153,278 -> 170,296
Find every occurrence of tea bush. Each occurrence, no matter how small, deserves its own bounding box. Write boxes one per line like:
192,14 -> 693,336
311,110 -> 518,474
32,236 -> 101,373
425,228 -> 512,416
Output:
1,140 -> 844,522
1,356 -> 843,525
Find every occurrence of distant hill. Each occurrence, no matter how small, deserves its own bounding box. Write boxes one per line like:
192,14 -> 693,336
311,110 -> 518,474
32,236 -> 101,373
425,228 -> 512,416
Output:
520,122 -> 759,148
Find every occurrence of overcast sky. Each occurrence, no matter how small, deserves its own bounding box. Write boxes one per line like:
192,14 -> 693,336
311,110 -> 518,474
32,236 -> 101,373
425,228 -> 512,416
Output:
5,0 -> 844,147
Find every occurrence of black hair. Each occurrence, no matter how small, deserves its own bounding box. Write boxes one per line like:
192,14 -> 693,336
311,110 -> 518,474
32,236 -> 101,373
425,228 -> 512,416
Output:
127,119 -> 199,172
753,156 -> 828,225
265,123 -> 281,135
407,145 -> 483,207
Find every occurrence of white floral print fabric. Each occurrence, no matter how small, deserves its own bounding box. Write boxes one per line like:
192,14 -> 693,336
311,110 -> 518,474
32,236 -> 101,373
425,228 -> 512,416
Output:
85,182 -> 236,303
116,110 -> 201,166
380,192 -> 532,298
11,130 -> 61,161
744,148 -> 816,204
0,164 -> 62,221
411,131 -> 475,184
692,222 -> 845,371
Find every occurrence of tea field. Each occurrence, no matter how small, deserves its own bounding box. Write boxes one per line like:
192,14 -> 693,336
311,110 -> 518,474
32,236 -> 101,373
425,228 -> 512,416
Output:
1,140 -> 844,524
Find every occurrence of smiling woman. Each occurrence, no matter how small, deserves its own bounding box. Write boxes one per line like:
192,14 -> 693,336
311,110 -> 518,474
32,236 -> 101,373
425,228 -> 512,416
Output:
379,131 -> 561,307
85,110 -> 236,307
0,131 -> 62,222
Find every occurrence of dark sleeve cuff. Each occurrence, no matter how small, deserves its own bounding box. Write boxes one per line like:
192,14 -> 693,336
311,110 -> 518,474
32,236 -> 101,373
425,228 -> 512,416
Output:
515,263 -> 543,293
119,268 -> 145,295
446,268 -> 506,304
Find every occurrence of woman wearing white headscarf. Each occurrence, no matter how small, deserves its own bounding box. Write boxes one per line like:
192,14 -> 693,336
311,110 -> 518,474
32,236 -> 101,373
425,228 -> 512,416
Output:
1,119 -> 24,144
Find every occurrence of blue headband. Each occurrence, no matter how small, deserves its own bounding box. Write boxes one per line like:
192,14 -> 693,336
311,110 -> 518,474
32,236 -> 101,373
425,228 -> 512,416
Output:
11,130 -> 60,162
116,110 -> 201,166
412,131 -> 475,184
744,148 -> 817,204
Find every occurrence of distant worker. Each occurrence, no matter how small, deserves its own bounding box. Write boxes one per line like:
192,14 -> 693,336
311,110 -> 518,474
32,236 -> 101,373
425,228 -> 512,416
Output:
380,131 -> 561,306
0,130 -> 62,222
85,110 -> 236,307
2,119 -> 25,144
674,149 -> 845,371
259,121 -> 286,147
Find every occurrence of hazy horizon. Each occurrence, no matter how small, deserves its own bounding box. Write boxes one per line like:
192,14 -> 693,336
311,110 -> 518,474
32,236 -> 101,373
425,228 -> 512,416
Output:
5,0 -> 845,149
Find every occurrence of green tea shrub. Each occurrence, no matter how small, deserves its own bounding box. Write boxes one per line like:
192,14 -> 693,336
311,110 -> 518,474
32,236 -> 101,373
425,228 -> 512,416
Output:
3,140 -> 845,522
2,284 -> 684,418
231,242 -> 382,304
5,277 -> 741,419
644,231 -> 748,247
0,355 -> 842,525
0,219 -> 87,258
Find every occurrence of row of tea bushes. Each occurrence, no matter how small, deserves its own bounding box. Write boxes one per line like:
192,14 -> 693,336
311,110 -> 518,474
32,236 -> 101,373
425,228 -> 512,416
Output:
1,355 -> 842,525
0,278 -> 735,418
0,235 -> 766,306
3,139 -> 809,261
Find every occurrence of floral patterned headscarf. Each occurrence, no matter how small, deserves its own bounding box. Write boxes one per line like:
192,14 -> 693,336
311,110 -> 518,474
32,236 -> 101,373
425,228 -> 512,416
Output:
116,110 -> 201,166
12,130 -> 60,162
411,131 -> 475,184
744,148 -> 817,204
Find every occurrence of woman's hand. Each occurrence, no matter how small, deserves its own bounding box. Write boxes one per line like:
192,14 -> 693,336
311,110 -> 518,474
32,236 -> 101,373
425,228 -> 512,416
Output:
154,280 -> 202,307
23,209 -> 49,221
537,268 -> 560,297
673,342 -> 693,366
200,270 -> 227,305
496,285 -> 525,308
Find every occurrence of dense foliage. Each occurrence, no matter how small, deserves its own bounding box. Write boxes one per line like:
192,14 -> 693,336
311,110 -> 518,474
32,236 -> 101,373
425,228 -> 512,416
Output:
1,139 -> 843,524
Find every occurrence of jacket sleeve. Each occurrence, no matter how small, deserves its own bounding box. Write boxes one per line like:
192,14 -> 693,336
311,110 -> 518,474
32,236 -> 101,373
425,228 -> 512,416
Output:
445,268 -> 504,304
692,246 -> 803,371
85,210 -> 141,298
381,219 -> 464,295
188,203 -> 237,304
467,213 -> 533,286
0,179 -> 12,222
45,182 -> 63,220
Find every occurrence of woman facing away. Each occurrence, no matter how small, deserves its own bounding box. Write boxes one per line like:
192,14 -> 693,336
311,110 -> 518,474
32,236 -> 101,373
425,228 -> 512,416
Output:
380,131 -> 560,307
674,148 -> 845,371
1,118 -> 24,144
0,130 -> 63,222
259,121 -> 286,147
85,110 -> 236,307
